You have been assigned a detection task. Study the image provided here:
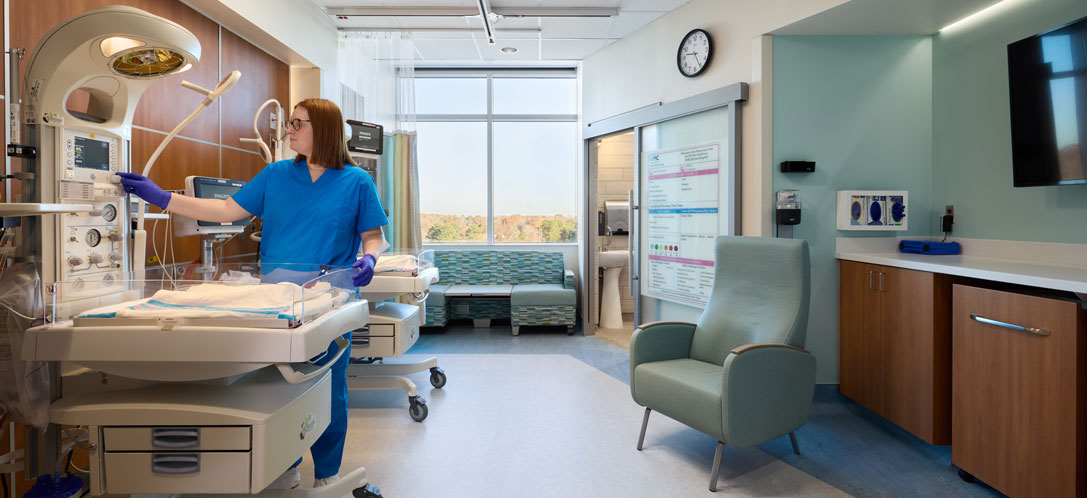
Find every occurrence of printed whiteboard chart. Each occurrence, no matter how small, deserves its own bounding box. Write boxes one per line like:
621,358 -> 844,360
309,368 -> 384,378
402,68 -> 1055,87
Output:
644,143 -> 720,307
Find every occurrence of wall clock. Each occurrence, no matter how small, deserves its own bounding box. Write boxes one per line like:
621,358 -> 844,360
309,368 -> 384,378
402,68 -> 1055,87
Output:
677,28 -> 712,78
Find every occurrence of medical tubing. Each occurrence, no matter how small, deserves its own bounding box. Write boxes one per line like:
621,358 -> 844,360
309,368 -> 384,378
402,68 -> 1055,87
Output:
240,99 -> 282,163
55,428 -> 89,474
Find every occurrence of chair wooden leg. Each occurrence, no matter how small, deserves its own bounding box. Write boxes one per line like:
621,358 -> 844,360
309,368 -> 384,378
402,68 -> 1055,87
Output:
789,431 -> 800,454
637,408 -> 651,450
709,441 -> 724,492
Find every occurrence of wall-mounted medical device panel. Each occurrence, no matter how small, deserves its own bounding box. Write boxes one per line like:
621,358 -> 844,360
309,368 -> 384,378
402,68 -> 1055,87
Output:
346,119 -> 383,155
174,176 -> 249,236
53,128 -> 127,302
836,190 -> 908,231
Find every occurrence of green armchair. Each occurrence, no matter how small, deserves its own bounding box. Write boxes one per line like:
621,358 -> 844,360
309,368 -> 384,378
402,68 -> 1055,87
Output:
629,236 -> 815,491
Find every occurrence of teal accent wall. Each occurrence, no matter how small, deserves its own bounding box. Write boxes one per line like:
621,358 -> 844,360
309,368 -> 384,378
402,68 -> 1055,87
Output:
772,36 -> 933,383
932,0 -> 1087,243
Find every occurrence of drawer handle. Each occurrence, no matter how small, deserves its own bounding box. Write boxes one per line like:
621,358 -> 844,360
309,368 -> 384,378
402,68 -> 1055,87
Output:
151,453 -> 200,474
151,427 -> 200,448
970,314 -> 1050,337
352,338 -> 370,347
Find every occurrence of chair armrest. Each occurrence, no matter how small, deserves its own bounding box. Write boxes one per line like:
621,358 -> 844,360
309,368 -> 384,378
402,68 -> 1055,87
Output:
720,344 -> 816,449
563,269 -> 576,290
630,321 -> 697,398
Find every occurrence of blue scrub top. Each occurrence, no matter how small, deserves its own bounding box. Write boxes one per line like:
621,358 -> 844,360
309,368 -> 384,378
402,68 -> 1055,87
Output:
232,159 -> 389,267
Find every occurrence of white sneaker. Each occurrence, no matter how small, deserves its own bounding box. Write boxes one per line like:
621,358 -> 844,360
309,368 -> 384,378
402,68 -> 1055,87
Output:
268,467 -> 301,490
313,475 -> 340,488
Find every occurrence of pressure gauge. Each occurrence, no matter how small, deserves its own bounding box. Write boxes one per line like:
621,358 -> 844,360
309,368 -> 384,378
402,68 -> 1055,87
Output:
101,204 -> 117,222
85,229 -> 101,247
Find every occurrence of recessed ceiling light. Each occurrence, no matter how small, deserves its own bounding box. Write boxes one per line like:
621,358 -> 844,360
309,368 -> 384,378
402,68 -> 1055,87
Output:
500,46 -> 518,54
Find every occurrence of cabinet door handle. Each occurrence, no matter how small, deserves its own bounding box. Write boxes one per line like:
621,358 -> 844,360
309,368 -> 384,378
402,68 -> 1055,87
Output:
878,272 -> 884,292
970,314 -> 1051,337
868,270 -> 874,290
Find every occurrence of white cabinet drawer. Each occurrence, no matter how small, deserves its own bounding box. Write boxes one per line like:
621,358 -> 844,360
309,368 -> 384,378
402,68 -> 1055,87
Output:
103,426 -> 250,451
104,452 -> 250,494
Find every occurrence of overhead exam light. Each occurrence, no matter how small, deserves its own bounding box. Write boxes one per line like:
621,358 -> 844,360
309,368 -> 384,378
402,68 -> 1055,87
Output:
23,5 -> 200,132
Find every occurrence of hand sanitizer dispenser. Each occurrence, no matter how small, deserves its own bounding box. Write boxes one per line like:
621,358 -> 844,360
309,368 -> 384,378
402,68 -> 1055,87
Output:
603,200 -> 630,235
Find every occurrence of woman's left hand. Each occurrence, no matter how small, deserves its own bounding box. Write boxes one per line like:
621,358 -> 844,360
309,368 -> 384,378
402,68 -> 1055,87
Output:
352,254 -> 377,287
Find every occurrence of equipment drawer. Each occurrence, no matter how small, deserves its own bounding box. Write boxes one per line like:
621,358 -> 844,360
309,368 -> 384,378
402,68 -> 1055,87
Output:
104,452 -> 250,494
350,335 -> 395,357
103,426 -> 250,451
355,323 -> 395,337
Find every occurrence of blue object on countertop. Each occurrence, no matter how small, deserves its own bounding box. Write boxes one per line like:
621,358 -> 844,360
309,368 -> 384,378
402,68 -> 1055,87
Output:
24,473 -> 83,498
899,240 -> 961,255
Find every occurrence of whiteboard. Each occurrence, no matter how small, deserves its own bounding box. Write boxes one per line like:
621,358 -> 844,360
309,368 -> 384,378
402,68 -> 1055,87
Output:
639,105 -> 733,308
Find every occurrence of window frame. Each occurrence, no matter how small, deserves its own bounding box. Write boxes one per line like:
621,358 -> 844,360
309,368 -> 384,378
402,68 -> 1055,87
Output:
416,68 -> 578,245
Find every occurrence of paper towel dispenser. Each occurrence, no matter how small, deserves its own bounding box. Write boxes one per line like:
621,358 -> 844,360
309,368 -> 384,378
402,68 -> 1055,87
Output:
603,200 -> 630,235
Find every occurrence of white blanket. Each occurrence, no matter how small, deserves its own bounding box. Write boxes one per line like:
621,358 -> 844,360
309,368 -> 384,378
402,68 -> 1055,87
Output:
77,282 -> 348,323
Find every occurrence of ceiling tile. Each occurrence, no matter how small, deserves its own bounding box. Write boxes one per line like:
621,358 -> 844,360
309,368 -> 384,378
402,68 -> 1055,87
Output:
478,38 -> 540,60
411,32 -> 475,39
541,39 -> 606,60
540,17 -> 613,39
413,38 -> 481,60
493,31 -> 542,40
492,17 -> 540,29
618,0 -> 689,11
606,11 -> 665,39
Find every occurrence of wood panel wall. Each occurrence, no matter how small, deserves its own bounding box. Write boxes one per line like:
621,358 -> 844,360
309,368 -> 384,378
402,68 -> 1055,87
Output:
4,2 -> 290,494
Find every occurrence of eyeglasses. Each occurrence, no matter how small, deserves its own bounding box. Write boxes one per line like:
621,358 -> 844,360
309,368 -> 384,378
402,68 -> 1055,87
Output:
286,118 -> 311,131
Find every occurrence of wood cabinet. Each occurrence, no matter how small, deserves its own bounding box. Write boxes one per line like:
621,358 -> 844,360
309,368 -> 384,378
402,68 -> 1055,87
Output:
839,260 -> 952,445
952,285 -> 1086,498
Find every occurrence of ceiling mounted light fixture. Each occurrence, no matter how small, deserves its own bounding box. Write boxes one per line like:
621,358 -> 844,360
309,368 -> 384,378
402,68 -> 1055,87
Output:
500,46 -> 518,54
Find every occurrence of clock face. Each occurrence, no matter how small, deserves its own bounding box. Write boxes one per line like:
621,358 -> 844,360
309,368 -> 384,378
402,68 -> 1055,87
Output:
677,29 -> 712,78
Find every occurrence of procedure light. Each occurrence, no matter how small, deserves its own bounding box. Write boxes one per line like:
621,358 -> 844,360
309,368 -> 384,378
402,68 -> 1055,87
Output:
111,47 -> 187,77
99,36 -> 144,57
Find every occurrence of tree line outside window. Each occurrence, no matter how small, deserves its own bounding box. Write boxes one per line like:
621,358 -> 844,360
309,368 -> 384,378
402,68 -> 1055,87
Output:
415,69 -> 578,244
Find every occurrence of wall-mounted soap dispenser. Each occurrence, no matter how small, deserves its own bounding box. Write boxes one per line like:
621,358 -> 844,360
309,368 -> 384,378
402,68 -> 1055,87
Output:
604,200 -> 630,235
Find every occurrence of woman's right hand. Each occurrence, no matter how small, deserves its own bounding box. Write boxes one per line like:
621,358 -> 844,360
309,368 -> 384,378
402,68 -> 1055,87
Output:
116,172 -> 172,210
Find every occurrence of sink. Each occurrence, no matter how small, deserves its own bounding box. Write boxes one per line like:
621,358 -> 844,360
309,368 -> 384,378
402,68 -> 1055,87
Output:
598,250 -> 629,269
597,250 -> 630,329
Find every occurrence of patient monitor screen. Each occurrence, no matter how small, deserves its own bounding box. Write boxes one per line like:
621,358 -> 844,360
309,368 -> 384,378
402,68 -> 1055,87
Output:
73,136 -> 110,170
193,178 -> 249,227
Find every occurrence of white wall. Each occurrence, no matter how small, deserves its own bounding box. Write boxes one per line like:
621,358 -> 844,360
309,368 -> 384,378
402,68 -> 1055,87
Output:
582,0 -> 846,240
581,0 -> 847,339
182,0 -> 340,102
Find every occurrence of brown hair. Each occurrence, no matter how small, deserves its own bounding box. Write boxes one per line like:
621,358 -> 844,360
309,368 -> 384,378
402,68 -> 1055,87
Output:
292,98 -> 357,169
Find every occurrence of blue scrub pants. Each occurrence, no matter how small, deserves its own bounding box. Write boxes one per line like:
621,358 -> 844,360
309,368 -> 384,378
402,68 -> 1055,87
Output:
291,334 -> 351,479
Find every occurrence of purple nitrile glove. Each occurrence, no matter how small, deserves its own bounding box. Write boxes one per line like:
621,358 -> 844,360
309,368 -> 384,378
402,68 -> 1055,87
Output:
352,254 -> 377,287
116,172 -> 172,210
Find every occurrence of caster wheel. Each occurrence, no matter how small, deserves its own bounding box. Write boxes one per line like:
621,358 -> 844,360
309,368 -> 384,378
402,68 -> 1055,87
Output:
352,483 -> 383,498
409,396 -> 428,422
429,367 -> 447,388
958,469 -> 975,483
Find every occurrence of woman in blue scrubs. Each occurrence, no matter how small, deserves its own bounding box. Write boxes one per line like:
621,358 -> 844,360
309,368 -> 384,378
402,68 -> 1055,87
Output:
118,98 -> 388,489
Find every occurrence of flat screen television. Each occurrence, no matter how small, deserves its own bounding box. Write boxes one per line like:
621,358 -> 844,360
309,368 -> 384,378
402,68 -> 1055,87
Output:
1007,15 -> 1087,187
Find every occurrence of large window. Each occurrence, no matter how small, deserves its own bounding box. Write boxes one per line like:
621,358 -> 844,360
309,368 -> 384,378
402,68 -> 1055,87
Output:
416,70 -> 577,244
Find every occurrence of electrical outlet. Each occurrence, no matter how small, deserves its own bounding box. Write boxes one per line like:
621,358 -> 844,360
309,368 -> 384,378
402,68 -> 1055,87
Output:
944,204 -> 954,218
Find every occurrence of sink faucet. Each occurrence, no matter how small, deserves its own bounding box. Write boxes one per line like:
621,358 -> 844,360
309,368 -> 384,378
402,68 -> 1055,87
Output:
601,226 -> 612,251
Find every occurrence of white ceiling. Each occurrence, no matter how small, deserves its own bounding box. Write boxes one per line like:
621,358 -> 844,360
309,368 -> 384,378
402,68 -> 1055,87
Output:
309,0 -> 692,62
772,0 -> 1006,35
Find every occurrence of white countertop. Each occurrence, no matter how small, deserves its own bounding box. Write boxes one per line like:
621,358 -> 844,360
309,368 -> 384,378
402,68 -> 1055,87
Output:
836,237 -> 1087,295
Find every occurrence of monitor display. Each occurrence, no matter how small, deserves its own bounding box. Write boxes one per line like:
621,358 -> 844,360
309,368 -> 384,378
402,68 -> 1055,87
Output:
192,178 -> 249,227
346,120 -> 383,155
73,136 -> 110,170
1007,15 -> 1087,187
